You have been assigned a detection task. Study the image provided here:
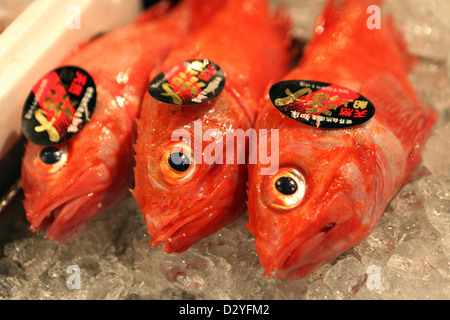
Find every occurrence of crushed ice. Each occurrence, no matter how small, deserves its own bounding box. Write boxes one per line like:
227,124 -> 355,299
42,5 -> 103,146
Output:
1,0 -> 449,300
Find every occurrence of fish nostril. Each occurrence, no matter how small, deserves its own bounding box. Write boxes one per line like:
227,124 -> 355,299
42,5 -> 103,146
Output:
321,222 -> 336,233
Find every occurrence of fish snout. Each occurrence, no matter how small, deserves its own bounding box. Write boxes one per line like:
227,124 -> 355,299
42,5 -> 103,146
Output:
253,191 -> 356,279
23,164 -> 113,241
145,163 -> 247,253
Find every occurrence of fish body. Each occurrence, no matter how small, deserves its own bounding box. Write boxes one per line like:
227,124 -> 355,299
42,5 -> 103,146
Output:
133,0 -> 292,253
20,0 -> 211,242
246,0 -> 438,279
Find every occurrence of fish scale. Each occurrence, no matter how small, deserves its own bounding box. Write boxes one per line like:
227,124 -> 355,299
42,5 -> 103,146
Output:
246,0 -> 438,279
133,0 -> 292,253
20,0 -> 218,242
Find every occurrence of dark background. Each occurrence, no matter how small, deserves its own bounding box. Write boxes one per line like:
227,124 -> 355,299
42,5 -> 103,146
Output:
143,0 -> 178,8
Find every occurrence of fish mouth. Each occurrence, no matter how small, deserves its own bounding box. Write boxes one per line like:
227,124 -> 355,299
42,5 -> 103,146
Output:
39,192 -> 103,242
150,204 -> 238,253
24,165 -> 112,242
254,192 -> 356,279
262,228 -> 338,279
147,169 -> 247,253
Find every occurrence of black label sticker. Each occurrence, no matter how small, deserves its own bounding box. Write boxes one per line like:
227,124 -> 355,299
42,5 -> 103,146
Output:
21,66 -> 97,146
269,80 -> 375,129
148,59 -> 226,106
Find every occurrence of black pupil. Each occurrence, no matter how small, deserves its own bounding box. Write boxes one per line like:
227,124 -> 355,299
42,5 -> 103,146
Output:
168,152 -> 190,172
39,147 -> 62,165
275,177 -> 298,195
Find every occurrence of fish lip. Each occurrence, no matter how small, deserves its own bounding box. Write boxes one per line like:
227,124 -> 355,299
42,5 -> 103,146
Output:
148,168 -> 246,253
25,164 -> 112,235
255,221 -> 345,279
149,197 -> 228,253
261,215 -> 355,279
28,190 -> 103,237
253,188 -> 356,279
41,193 -> 94,242
277,230 -> 336,279
253,229 -> 329,280
162,203 -> 240,253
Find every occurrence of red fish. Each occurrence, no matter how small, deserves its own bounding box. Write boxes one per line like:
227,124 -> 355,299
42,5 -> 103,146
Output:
132,0 -> 292,253
20,0 -> 217,243
246,0 -> 438,279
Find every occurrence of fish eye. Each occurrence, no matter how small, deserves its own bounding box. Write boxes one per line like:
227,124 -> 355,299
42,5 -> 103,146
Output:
168,152 -> 191,172
263,167 -> 306,210
39,147 -> 63,165
275,176 -> 298,195
160,143 -> 196,186
37,145 -> 68,172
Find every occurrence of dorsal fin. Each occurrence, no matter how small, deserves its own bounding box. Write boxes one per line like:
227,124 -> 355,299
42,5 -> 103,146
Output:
361,72 -> 438,155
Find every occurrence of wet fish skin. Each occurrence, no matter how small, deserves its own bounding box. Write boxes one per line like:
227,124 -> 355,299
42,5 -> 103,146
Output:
20,0 -> 215,242
246,0 -> 438,279
132,0 -> 292,253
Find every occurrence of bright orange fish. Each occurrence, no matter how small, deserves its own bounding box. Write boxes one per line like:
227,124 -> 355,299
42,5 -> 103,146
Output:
246,0 -> 438,279
20,0 -> 217,242
132,0 -> 292,253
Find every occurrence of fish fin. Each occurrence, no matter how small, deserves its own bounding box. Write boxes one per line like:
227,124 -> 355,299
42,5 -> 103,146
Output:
361,73 -> 438,168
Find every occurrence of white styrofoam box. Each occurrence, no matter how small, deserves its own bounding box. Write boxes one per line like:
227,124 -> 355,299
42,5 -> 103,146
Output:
0,0 -> 142,159
0,0 -> 35,32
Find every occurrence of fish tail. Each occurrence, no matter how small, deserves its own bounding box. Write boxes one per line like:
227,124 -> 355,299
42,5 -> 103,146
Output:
218,0 -> 273,27
312,0 -> 384,37
304,0 -> 416,85
316,0 -> 412,66
223,0 -> 292,46
186,0 -> 228,33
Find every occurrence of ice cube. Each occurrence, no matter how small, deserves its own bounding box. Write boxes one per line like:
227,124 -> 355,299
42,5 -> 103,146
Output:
323,257 -> 368,300
385,0 -> 450,61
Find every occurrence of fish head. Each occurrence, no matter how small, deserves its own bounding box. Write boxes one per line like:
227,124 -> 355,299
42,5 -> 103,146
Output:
133,93 -> 249,253
20,97 -> 131,242
247,117 -> 378,279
